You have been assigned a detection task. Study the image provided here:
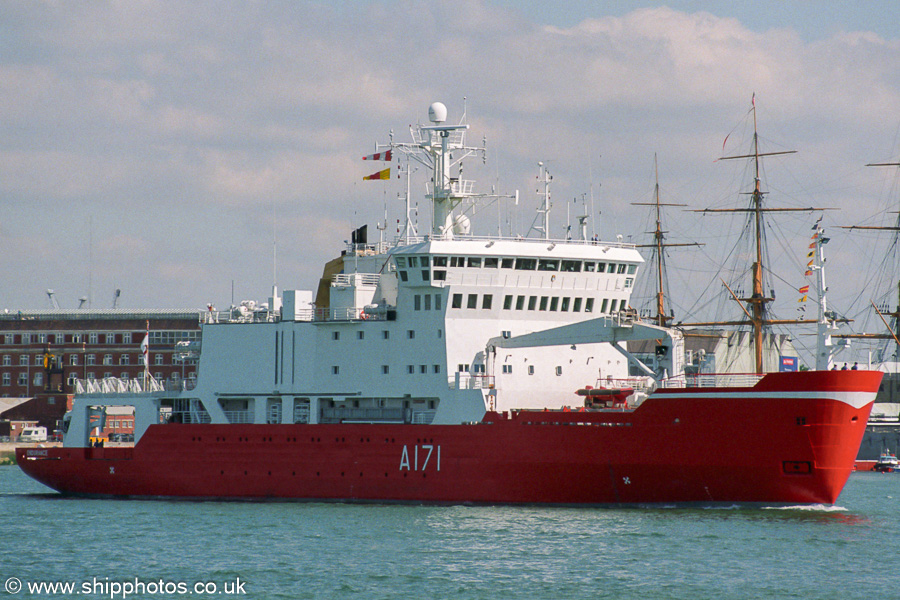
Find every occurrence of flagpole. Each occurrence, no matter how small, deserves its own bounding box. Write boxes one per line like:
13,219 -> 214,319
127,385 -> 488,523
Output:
812,223 -> 837,370
143,320 -> 150,389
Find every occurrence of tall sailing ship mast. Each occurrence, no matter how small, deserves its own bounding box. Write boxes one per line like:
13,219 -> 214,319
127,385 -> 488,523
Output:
632,154 -> 700,327
691,96 -> 830,373
839,160 -> 900,362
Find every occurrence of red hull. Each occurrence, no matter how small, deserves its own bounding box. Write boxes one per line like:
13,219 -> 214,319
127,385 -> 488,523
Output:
18,371 -> 880,505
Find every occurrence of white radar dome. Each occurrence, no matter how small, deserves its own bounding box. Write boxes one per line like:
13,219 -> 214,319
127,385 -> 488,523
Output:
452,214 -> 471,235
428,102 -> 447,123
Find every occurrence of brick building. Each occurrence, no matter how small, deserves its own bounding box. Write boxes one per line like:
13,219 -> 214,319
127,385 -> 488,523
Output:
0,309 -> 201,398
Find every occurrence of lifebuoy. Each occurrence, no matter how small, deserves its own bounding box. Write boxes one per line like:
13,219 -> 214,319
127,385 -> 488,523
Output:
360,310 -> 368,320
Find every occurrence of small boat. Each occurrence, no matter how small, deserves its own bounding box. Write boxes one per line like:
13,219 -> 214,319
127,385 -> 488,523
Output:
874,450 -> 900,473
575,385 -> 634,408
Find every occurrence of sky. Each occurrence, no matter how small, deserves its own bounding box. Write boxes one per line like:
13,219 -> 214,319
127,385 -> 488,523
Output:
2,1 -> 900,364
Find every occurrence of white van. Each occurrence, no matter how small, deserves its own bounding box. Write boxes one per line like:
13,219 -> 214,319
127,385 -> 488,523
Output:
19,426 -> 47,443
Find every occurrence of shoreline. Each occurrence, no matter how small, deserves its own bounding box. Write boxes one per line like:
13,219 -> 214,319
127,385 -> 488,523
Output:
1,442 -> 62,465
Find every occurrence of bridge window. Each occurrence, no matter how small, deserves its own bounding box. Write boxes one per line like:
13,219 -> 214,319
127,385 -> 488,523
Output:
586,298 -> 595,313
501,258 -> 515,269
538,259 -> 559,271
560,260 -> 581,272
484,257 -> 499,268
467,294 -> 478,309
516,296 -> 525,310
467,257 -> 482,268
482,295 -> 493,310
503,295 -> 513,310
561,297 -> 571,312
539,297 -> 548,311
515,258 -> 536,270
452,294 -> 463,309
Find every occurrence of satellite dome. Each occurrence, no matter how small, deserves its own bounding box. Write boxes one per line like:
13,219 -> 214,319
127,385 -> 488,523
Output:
428,102 -> 447,123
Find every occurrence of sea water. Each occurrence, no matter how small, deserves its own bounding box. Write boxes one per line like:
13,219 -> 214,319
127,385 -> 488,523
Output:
1,466 -> 898,600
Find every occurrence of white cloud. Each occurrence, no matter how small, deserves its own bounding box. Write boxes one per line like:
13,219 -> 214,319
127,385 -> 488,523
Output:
0,0 -> 898,359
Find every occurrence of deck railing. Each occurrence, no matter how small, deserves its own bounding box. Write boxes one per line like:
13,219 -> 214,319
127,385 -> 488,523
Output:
657,373 -> 766,389
75,376 -> 196,395
450,373 -> 495,390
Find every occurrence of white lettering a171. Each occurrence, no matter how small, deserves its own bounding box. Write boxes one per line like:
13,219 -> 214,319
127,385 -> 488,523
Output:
399,444 -> 440,471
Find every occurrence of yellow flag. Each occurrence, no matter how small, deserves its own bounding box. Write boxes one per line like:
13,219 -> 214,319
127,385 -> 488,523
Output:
363,168 -> 390,181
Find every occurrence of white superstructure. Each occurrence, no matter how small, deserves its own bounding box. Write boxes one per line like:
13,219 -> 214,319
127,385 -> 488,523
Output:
62,102 -> 684,445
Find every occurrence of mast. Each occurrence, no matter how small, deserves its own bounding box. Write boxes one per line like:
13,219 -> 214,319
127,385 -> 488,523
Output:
383,102 -> 510,240
694,96 -> 829,373
534,162 -> 552,240
809,222 -> 842,370
838,160 -> 900,361
632,154 -> 700,327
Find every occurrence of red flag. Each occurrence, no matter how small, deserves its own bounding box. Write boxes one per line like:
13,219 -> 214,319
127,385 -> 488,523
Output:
798,285 -> 809,294
363,150 -> 392,161
363,168 -> 390,181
